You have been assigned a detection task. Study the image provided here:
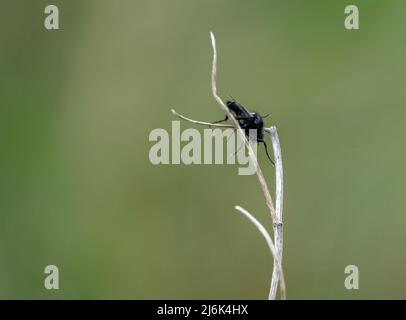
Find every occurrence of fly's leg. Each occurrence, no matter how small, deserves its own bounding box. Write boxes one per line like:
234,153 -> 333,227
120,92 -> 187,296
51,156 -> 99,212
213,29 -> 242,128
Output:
211,115 -> 228,124
258,138 -> 275,166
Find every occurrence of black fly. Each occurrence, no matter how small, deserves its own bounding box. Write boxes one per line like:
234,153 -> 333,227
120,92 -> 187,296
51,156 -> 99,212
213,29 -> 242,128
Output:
213,98 -> 274,166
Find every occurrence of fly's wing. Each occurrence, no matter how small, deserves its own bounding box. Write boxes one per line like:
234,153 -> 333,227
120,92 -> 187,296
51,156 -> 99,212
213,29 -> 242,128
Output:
226,99 -> 257,138
226,99 -> 252,119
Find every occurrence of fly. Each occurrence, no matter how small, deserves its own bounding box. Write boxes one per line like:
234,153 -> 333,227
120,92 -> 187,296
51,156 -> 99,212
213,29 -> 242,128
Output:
213,98 -> 274,166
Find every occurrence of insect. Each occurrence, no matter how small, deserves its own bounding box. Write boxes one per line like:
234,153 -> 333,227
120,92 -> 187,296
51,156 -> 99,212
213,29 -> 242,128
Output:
213,98 -> 274,165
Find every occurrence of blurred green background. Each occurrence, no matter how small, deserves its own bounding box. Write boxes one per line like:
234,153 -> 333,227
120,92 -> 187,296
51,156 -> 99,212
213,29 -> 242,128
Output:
1,0 -> 405,299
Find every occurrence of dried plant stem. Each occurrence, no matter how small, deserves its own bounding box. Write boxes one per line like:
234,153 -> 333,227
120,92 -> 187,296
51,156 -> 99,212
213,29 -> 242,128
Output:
209,32 -> 285,299
171,32 -> 286,300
